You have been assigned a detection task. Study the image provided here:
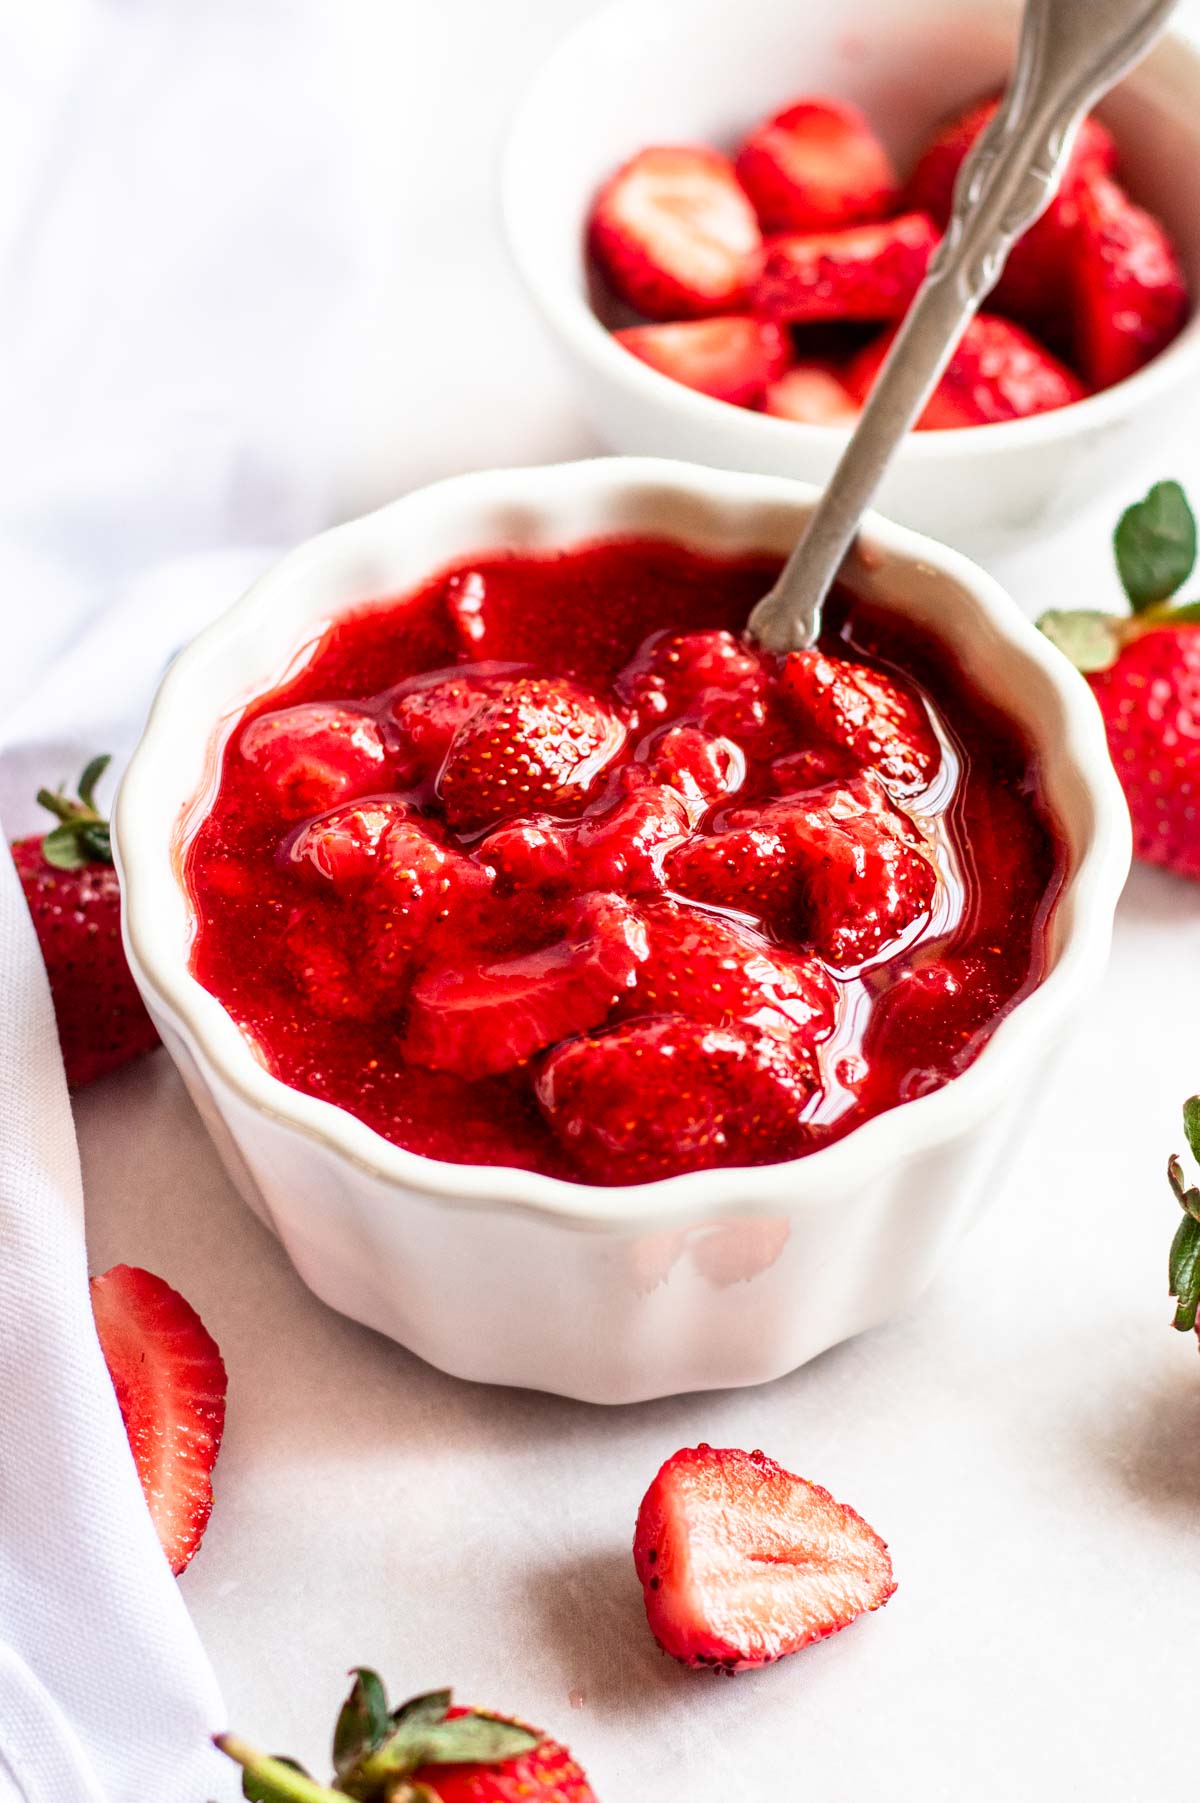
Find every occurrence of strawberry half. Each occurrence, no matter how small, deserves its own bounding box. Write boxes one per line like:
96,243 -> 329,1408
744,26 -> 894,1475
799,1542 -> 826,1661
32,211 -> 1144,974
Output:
12,755 -> 159,1087
240,704 -> 392,821
779,648 -> 940,795
616,628 -> 774,747
752,212 -> 938,325
735,98 -> 898,233
403,892 -> 647,1077
633,1444 -> 895,1671
614,316 -> 789,406
390,672 -> 510,779
905,95 -> 1117,229
438,677 -> 625,831
217,1669 -> 596,1803
90,1265 -> 227,1576
536,1015 -> 816,1183
1167,1097 -> 1200,1349
764,363 -> 859,424
1072,174 -> 1188,389
846,313 -> 1086,427
589,145 -> 762,319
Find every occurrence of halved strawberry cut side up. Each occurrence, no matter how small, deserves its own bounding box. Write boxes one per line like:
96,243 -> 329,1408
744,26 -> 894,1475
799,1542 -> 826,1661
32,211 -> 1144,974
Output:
1072,174 -> 1189,388
780,649 -> 940,795
753,212 -> 938,325
846,313 -> 1086,427
403,892 -> 647,1078
90,1265 -> 227,1576
735,97 -> 897,233
589,145 -> 763,319
239,704 -> 391,821
764,363 -> 859,425
633,1444 -> 895,1671
615,317 -> 789,407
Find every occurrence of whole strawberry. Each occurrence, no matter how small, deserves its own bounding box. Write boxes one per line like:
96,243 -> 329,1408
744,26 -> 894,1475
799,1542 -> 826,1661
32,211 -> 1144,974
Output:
1039,480 -> 1200,880
1168,1096 -> 1200,1350
12,755 -> 158,1084
216,1668 -> 597,1802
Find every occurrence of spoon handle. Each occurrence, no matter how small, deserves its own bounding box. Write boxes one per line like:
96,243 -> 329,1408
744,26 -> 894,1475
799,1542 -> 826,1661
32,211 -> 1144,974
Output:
747,0 -> 1180,655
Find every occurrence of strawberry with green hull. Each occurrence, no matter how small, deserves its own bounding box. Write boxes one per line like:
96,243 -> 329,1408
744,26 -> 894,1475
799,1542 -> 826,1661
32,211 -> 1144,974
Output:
12,755 -> 159,1086
633,1444 -> 895,1671
1039,480 -> 1200,880
1168,1097 -> 1200,1350
216,1669 -> 596,1802
90,1264 -> 227,1574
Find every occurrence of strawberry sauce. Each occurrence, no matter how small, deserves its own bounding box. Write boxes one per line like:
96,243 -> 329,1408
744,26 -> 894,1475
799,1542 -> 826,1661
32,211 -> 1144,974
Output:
186,538 -> 1063,1186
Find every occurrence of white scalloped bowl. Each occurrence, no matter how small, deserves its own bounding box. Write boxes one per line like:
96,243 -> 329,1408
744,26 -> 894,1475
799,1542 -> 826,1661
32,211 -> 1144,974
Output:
503,0 -> 1200,554
115,458 -> 1130,1403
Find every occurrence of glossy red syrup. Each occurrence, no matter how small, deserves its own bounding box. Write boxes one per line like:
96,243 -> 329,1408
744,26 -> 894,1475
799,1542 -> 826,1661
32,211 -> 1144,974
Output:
186,538 -> 1063,1186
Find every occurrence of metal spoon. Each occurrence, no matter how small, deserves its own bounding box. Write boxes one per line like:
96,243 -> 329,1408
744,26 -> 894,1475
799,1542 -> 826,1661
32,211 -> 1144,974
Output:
747,0 -> 1180,655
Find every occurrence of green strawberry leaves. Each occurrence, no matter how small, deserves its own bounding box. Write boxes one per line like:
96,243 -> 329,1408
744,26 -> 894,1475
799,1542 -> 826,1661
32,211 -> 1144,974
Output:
217,1673 -> 542,1803
1168,1096 -> 1200,1334
1038,481 -> 1200,675
36,754 -> 113,870
1114,480 -> 1197,612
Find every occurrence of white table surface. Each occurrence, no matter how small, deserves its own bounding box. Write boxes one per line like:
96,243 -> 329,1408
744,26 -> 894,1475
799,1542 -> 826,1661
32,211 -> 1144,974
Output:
70,1 -> 1200,1796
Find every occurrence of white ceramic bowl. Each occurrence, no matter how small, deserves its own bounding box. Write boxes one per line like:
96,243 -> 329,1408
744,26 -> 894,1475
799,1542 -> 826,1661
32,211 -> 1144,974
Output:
115,458 -> 1130,1403
503,0 -> 1200,555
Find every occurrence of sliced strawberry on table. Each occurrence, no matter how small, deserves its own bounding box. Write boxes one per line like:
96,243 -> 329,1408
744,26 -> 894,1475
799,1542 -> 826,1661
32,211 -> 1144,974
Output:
217,1668 -> 597,1803
620,901 -> 837,1043
90,1265 -> 227,1576
633,1444 -> 895,1670
12,755 -> 159,1088
1072,174 -> 1188,388
438,677 -> 625,830
240,703 -> 392,820
764,362 -> 859,424
735,97 -> 898,233
845,313 -> 1086,427
614,316 -> 789,406
403,891 -> 647,1078
752,212 -> 938,325
536,1015 -> 816,1183
589,144 -> 762,319
779,647 -> 940,794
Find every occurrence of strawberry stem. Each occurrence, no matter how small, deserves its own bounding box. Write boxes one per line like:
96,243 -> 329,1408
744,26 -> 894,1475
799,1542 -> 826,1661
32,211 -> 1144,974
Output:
35,755 -> 113,871
213,1734 -> 341,1802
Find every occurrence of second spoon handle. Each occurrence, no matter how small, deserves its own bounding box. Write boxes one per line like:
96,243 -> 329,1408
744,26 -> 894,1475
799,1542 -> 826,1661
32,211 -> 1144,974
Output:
747,0 -> 1180,654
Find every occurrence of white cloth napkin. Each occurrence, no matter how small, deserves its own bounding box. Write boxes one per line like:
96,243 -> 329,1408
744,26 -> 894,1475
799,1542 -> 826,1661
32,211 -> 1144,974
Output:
0,0 -> 387,1796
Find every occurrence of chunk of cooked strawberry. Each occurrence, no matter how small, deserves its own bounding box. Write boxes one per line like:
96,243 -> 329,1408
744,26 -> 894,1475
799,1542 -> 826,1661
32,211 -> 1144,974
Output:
439,677 -> 625,830
906,96 -> 1116,229
364,820 -> 493,1002
90,1265 -> 227,1576
864,950 -> 1016,1099
282,906 -> 377,1020
670,776 -> 936,967
574,788 -> 692,892
637,722 -> 744,804
1072,174 -> 1189,388
753,213 -> 938,324
768,744 -> 861,791
620,901 -> 837,1044
286,799 -> 412,888
589,145 -> 762,319
633,1444 -> 895,1670
389,672 -> 507,779
403,892 -> 647,1078
476,817 -> 574,890
614,317 -> 789,406
779,649 -> 940,794
616,629 -> 773,745
764,363 -> 859,424
536,1016 -> 816,1183
845,314 -> 1086,427
239,704 -> 391,820
735,98 -> 897,233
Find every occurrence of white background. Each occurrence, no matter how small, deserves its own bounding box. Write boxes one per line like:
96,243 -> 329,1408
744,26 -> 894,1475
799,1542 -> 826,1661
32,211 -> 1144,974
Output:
7,0 -> 1200,1796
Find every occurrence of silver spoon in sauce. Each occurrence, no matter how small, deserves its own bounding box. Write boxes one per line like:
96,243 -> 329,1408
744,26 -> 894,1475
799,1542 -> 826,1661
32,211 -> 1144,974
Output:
746,0 -> 1180,655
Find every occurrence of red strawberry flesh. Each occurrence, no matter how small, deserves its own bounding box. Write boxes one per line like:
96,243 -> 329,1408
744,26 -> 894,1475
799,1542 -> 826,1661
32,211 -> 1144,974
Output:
439,677 -> 625,830
735,98 -> 897,232
615,316 -> 789,407
753,212 -> 938,325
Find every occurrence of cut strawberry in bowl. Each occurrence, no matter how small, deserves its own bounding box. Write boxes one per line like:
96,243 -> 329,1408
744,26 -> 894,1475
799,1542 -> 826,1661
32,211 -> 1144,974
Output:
846,314 -> 1087,429
588,144 -> 762,319
239,704 -> 393,820
735,97 -> 897,233
764,363 -> 859,425
779,648 -> 940,795
633,1444 -> 895,1670
439,677 -> 626,830
615,317 -> 789,407
1072,173 -> 1189,389
752,212 -> 939,325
